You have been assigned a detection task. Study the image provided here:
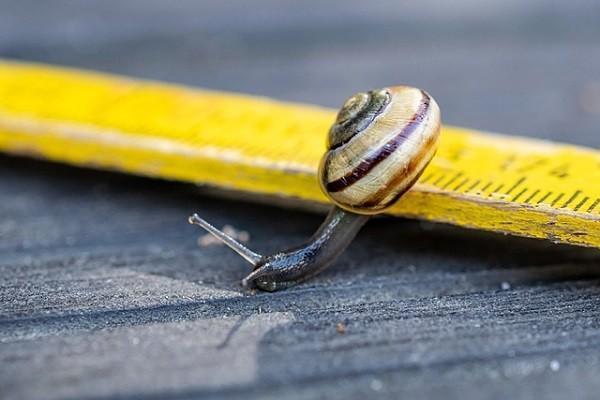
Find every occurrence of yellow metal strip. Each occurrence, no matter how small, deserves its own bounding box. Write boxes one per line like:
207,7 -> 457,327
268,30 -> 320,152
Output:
0,60 -> 598,247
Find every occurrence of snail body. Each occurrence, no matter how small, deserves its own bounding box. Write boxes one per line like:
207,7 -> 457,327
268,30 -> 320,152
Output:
190,85 -> 441,291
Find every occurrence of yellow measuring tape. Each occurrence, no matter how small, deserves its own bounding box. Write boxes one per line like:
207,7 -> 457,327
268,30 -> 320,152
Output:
0,60 -> 598,248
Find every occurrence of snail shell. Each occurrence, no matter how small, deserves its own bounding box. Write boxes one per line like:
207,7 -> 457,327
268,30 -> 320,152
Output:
318,86 -> 441,215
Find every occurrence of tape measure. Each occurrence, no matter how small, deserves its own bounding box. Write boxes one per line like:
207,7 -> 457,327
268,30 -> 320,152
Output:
0,60 -> 598,248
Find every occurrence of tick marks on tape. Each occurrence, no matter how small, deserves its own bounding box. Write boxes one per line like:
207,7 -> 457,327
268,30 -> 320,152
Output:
190,86 -> 441,291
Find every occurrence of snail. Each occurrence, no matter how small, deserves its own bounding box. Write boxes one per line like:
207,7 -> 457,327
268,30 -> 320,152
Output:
189,86 -> 441,291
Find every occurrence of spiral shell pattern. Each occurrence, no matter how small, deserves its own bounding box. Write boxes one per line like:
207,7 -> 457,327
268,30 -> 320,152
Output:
318,86 -> 441,215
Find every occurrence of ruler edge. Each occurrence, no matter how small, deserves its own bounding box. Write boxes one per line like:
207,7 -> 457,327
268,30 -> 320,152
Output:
0,59 -> 598,248
1,124 -> 598,248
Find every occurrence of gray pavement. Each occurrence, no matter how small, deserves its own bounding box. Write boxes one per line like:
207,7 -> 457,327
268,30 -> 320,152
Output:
1,1 -> 600,399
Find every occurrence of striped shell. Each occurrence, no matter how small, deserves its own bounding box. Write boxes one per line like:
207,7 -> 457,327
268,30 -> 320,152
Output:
318,86 -> 441,215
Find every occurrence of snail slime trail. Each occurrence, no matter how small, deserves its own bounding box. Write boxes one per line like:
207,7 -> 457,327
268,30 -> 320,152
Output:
190,86 -> 441,291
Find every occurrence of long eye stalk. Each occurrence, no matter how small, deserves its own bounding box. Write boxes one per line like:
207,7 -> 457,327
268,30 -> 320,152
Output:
188,86 -> 440,291
188,207 -> 369,291
188,214 -> 263,266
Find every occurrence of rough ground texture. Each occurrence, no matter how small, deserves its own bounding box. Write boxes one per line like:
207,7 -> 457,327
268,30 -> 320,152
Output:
1,1 -> 600,399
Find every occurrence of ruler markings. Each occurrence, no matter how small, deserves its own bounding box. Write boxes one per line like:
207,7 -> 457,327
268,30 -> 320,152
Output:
516,158 -> 547,172
561,190 -> 581,209
440,171 -> 463,190
537,191 -> 553,205
550,193 -> 565,207
0,61 -> 598,248
549,163 -> 570,179
511,188 -> 528,202
574,196 -> 589,212
492,184 -> 505,194
588,198 -> 600,213
480,181 -> 493,193
432,174 -> 447,186
420,173 -> 435,184
505,177 -> 526,195
453,178 -> 470,192
524,189 -> 540,204
466,179 -> 481,192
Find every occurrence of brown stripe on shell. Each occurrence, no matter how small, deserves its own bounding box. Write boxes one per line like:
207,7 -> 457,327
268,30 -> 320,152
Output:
356,132 -> 438,210
325,90 -> 431,193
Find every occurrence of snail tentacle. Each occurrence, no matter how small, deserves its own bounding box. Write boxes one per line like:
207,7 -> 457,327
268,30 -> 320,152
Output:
189,214 -> 262,266
189,85 -> 441,291
189,207 -> 368,292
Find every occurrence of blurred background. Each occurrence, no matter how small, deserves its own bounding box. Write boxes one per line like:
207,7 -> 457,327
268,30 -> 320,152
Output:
2,2 -> 600,400
1,0 -> 599,147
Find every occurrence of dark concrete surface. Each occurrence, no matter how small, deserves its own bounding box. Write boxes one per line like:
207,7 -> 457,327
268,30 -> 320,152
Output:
1,1 -> 600,399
